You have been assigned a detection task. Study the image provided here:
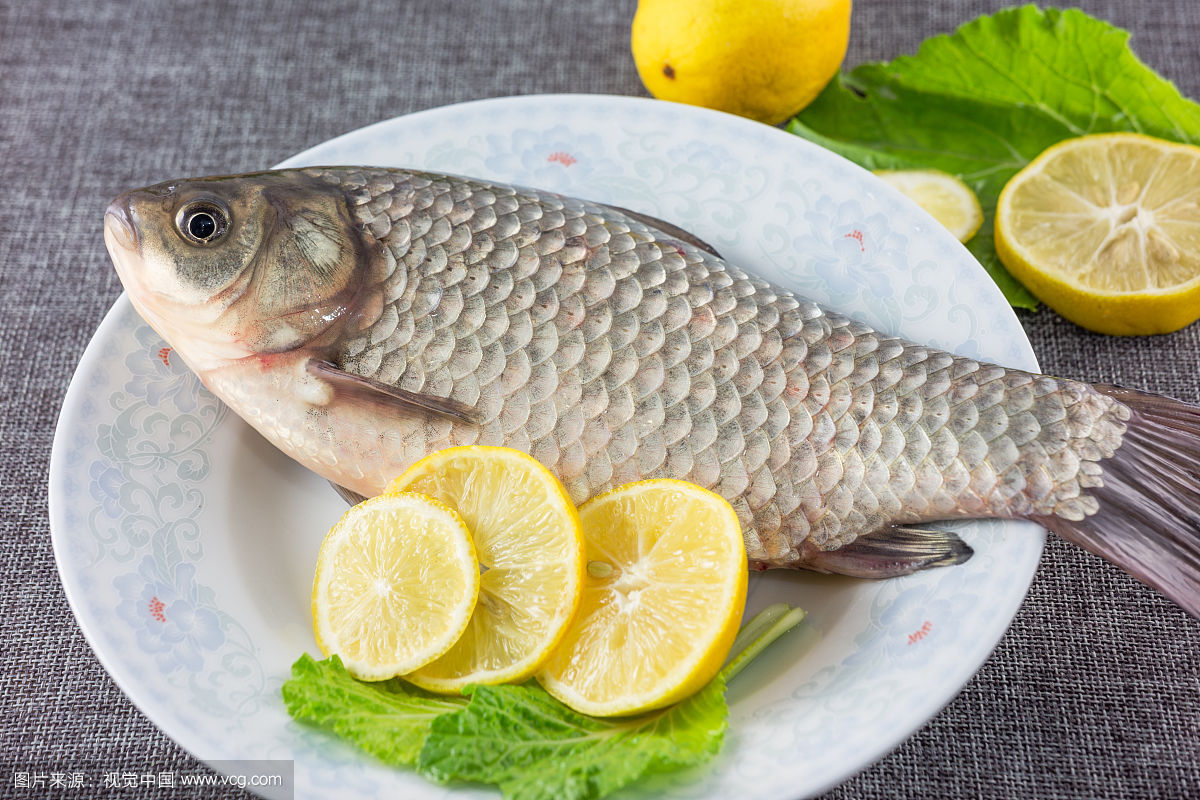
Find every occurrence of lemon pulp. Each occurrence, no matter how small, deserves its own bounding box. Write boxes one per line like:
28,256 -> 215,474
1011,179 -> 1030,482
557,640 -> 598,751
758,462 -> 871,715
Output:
311,493 -> 479,681
537,479 -> 748,717
875,169 -> 983,243
387,446 -> 585,693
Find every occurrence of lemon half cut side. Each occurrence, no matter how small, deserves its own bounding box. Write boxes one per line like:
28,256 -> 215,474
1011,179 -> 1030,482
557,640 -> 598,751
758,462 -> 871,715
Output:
995,132 -> 1200,335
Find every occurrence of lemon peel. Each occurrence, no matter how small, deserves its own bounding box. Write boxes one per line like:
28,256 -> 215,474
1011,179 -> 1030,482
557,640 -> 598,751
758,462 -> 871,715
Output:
631,0 -> 852,125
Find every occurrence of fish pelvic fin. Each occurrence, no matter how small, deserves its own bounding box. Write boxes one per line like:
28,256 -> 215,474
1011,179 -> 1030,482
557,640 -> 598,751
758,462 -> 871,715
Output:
328,480 -> 368,506
1032,385 -> 1200,618
797,525 -> 974,579
307,359 -> 480,425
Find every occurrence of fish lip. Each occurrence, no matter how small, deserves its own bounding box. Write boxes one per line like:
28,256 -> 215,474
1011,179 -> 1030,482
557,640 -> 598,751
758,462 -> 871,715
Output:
104,196 -> 139,252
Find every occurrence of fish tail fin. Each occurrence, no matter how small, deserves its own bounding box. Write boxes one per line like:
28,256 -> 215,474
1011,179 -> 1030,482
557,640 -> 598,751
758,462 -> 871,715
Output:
1033,385 -> 1200,617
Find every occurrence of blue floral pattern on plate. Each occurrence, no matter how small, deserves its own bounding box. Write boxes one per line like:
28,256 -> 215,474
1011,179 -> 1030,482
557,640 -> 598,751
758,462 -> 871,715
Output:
51,94 -> 1044,800
115,556 -> 225,674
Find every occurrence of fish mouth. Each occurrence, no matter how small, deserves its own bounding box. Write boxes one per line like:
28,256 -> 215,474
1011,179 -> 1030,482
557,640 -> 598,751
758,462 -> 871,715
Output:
103,194 -> 175,346
104,195 -> 145,300
104,196 -> 140,253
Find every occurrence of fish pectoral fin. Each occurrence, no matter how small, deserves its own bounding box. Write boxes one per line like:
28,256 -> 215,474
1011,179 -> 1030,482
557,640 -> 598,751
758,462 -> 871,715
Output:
603,204 -> 723,259
799,525 -> 974,579
306,359 -> 480,425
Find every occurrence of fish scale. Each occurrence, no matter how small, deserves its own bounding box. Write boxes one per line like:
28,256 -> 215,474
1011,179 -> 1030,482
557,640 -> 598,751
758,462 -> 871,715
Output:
310,167 -> 1128,565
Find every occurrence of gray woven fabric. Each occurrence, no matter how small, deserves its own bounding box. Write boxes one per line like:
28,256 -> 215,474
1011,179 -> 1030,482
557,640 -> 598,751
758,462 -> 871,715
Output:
3,0 -> 1199,798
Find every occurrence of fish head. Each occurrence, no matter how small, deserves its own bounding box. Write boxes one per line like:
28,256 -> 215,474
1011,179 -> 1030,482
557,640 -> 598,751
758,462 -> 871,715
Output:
104,171 -> 367,374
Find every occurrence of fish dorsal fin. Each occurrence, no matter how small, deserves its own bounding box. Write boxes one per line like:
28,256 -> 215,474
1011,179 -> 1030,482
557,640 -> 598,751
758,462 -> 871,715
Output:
306,359 -> 479,425
604,204 -> 723,258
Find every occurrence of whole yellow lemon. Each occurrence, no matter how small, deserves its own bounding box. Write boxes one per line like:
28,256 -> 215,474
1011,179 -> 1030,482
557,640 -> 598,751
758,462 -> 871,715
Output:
632,0 -> 852,125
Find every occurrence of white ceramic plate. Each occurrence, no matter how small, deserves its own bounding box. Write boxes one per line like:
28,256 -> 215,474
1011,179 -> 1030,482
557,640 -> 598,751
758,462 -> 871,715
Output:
50,94 -> 1044,800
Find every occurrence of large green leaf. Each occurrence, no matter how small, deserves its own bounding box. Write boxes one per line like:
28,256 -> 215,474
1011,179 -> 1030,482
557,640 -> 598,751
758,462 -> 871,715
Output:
788,5 -> 1200,310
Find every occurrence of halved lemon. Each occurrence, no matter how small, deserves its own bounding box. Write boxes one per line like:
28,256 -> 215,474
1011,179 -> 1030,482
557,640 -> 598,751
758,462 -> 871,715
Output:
995,133 -> 1200,335
875,169 -> 983,242
311,493 -> 479,681
537,479 -> 748,717
386,446 -> 585,693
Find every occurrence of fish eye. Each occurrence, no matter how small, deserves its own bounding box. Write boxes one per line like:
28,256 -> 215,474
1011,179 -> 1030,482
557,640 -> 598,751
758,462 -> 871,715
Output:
175,199 -> 230,246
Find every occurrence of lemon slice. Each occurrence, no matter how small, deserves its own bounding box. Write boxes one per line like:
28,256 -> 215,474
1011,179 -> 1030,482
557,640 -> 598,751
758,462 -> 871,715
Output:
537,479 -> 748,717
387,446 -> 585,693
875,169 -> 983,242
996,133 -> 1200,335
311,493 -> 479,681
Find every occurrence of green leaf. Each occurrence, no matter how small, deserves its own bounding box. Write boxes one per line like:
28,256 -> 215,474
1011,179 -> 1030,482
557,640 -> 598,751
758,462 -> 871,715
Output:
787,4 -> 1200,311
417,603 -> 807,800
281,654 -> 467,766
417,676 -> 727,800
282,605 -> 807,800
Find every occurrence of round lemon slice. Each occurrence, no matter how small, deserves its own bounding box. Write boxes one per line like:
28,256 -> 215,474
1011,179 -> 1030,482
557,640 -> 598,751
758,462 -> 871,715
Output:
995,132 -> 1200,335
387,446 -> 585,693
537,479 -> 748,717
311,493 -> 479,681
875,169 -> 984,242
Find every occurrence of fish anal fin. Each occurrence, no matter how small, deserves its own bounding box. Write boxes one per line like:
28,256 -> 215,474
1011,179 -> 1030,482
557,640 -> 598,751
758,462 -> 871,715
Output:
306,359 -> 479,425
604,204 -> 723,258
798,525 -> 974,579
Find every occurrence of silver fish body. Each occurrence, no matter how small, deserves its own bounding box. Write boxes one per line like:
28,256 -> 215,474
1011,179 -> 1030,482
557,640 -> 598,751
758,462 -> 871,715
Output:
104,167 -> 1200,612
